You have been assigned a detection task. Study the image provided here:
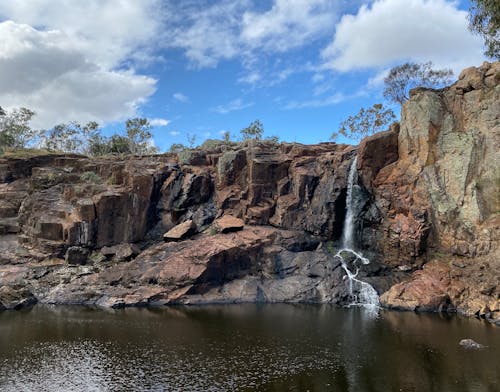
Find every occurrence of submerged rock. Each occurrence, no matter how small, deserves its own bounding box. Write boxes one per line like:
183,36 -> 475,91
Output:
459,339 -> 486,349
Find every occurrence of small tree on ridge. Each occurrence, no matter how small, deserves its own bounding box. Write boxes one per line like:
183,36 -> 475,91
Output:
383,61 -> 453,105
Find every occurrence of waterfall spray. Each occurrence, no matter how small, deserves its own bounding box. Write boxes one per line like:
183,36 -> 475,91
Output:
336,156 -> 379,307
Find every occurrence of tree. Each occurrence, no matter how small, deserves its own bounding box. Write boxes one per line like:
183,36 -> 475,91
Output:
222,131 -> 231,143
42,123 -> 80,152
107,135 -> 133,155
332,103 -> 396,141
168,143 -> 187,154
0,107 -> 39,149
240,120 -> 263,140
125,117 -> 157,155
41,121 -> 100,154
468,0 -> 500,59
383,62 -> 453,105
186,133 -> 196,148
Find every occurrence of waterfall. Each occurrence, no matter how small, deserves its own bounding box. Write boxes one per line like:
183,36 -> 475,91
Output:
336,156 -> 379,308
342,157 -> 358,250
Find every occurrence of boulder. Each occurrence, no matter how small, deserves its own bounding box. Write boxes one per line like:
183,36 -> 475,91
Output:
380,262 -> 452,311
214,215 -> 244,233
65,246 -> 89,265
163,220 -> 197,241
100,243 -> 140,262
0,286 -> 37,310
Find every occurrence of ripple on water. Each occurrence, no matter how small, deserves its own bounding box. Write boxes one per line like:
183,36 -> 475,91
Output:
0,305 -> 498,392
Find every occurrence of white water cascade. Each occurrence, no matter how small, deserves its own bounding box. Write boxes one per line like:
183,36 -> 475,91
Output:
336,157 -> 379,308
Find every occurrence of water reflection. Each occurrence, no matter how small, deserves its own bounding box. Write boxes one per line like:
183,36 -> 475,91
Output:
0,305 -> 498,391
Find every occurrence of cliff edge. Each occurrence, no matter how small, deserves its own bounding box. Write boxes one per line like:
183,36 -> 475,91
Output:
0,62 -> 498,324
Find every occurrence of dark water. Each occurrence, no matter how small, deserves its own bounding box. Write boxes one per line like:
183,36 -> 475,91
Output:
0,305 -> 498,392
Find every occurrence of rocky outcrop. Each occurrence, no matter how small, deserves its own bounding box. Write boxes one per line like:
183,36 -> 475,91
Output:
0,62 -> 498,324
0,141 -> 364,309
360,61 -> 500,323
359,62 -> 499,268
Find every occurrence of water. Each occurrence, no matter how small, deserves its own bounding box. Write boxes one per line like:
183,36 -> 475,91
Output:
337,156 -> 379,307
341,156 -> 358,250
0,305 -> 498,391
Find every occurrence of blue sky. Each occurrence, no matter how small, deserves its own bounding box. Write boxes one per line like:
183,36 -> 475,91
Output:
0,0 -> 487,151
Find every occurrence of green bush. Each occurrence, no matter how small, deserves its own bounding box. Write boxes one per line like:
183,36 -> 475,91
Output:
79,171 -> 101,184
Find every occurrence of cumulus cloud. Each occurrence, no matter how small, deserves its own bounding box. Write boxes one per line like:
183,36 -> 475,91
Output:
169,131 -> 181,136
149,118 -> 170,127
0,1 -> 161,128
213,98 -> 254,114
322,0 -> 486,73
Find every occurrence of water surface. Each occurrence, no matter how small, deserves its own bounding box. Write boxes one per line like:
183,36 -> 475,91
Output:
0,305 -> 498,391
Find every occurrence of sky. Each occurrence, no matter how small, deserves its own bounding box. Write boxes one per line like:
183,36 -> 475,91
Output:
0,0 -> 487,151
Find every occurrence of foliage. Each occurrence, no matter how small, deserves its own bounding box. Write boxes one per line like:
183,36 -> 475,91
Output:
0,106 -> 161,157
169,143 -> 187,154
332,103 -> 396,141
177,149 -> 194,165
0,107 -> 39,149
222,131 -> 231,143
326,241 -> 336,255
79,171 -> 101,184
468,0 -> 500,59
240,120 -> 263,140
200,139 -> 224,150
264,135 -> 280,145
125,118 -> 158,155
186,133 -> 197,148
42,123 -> 79,152
383,62 -> 453,105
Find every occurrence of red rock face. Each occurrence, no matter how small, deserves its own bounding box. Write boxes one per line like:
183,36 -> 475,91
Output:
358,61 -> 500,323
0,62 -> 498,323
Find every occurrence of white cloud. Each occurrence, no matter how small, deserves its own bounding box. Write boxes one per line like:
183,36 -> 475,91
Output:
213,98 -> 254,114
0,1 -> 162,128
322,0 -> 486,73
169,131 -> 181,136
240,0 -> 336,52
0,1 -> 162,69
149,118 -> 170,127
173,93 -> 189,103
365,68 -> 391,90
164,0 -> 244,68
238,71 -> 262,84
163,0 -> 339,73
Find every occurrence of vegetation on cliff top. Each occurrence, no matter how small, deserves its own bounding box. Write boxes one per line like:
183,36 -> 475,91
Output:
332,61 -> 453,142
0,107 -> 278,158
0,108 -> 158,157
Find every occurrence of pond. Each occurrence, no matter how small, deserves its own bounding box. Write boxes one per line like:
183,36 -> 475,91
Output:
0,305 -> 498,391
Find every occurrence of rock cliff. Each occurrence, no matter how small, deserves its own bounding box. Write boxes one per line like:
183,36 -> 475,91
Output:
0,62 -> 498,324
